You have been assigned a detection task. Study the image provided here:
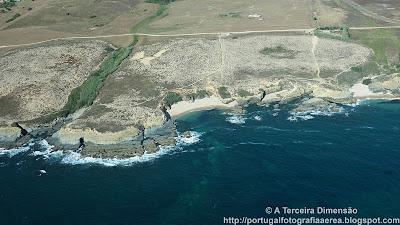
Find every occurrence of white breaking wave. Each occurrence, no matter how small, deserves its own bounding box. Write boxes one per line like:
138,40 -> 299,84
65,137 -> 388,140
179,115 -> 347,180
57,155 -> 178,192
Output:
177,131 -> 202,146
226,115 -> 246,124
0,142 -> 34,158
32,131 -> 203,167
287,115 -> 314,122
288,106 -> 346,122
254,115 -> 262,121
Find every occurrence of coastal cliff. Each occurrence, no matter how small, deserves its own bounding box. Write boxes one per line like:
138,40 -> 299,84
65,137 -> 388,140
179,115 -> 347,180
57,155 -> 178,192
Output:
1,35 -> 399,158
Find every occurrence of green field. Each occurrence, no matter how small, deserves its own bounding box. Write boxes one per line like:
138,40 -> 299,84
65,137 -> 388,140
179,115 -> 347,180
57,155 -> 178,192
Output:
351,29 -> 400,71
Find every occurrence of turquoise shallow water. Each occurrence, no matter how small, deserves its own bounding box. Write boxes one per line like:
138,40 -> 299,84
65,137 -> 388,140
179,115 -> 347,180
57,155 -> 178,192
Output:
0,101 -> 399,225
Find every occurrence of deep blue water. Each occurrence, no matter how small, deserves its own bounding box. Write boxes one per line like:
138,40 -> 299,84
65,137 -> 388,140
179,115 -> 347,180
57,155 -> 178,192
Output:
0,101 -> 400,225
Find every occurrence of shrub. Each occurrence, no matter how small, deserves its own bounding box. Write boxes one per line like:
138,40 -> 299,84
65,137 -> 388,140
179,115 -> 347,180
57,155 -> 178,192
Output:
260,46 -> 298,59
218,86 -> 231,99
0,0 -> 16,9
351,66 -> 362,73
219,12 -> 240,18
165,92 -> 182,105
314,26 -> 350,41
145,0 -> 175,5
6,13 -> 20,23
362,79 -> 372,85
62,46 -> 133,115
186,90 -> 211,100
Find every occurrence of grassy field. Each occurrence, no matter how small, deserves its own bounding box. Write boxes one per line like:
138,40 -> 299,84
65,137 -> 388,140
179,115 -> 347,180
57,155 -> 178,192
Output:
351,29 -> 400,70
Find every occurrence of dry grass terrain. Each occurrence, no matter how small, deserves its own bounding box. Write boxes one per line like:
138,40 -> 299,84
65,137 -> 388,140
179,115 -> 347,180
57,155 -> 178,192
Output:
0,40 -> 112,125
0,0 -> 158,47
352,0 -> 400,22
140,0 -> 317,33
311,0 -> 347,26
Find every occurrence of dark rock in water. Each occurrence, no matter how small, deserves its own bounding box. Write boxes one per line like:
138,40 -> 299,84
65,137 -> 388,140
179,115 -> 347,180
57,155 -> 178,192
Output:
13,135 -> 31,148
388,99 -> 400,104
51,145 -> 63,152
183,131 -> 192,139
145,120 -> 177,147
80,141 -> 146,158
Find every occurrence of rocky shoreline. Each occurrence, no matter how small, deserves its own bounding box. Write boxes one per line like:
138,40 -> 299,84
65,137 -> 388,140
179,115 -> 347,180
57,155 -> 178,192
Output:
2,81 -> 399,159
1,35 -> 399,158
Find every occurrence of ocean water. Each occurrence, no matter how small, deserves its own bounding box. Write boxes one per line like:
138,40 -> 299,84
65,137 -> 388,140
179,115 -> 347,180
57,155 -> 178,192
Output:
0,100 -> 400,225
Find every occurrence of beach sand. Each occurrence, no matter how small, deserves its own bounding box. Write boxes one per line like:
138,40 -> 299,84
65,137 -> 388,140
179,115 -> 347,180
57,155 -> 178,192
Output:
167,96 -> 238,118
350,83 -> 399,100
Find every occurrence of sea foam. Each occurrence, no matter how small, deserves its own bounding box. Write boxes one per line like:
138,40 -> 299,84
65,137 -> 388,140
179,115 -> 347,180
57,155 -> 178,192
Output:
226,115 -> 246,124
287,106 -> 346,122
254,115 -> 262,121
0,142 -> 34,158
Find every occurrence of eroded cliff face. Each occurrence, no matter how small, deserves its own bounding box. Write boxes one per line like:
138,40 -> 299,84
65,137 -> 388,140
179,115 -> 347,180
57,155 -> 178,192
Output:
1,35 -> 399,157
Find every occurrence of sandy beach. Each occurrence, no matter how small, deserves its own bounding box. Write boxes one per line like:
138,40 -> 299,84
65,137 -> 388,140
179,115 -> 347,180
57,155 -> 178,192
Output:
167,96 -> 238,118
350,83 -> 399,100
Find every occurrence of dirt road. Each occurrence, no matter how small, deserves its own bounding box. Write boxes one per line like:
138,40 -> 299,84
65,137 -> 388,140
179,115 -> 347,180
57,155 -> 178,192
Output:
1,26 -> 400,49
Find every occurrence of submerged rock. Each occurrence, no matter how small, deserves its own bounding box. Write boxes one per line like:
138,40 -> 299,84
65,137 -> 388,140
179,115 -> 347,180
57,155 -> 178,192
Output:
183,131 -> 192,139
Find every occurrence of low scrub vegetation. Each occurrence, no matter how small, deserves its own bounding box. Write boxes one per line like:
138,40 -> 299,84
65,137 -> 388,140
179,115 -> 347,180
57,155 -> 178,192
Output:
6,13 -> 20,23
218,87 -> 231,99
145,0 -> 175,5
30,46 -> 134,124
219,12 -> 241,18
131,4 -> 168,33
62,46 -> 133,115
0,0 -> 16,10
260,46 -> 298,59
351,62 -> 380,75
186,90 -> 211,100
315,26 -> 350,41
165,92 -> 182,106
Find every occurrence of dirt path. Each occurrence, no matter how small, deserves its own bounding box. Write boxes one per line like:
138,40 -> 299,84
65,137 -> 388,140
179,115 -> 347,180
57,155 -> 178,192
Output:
311,35 -> 320,78
1,26 -> 400,49
218,33 -> 226,84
